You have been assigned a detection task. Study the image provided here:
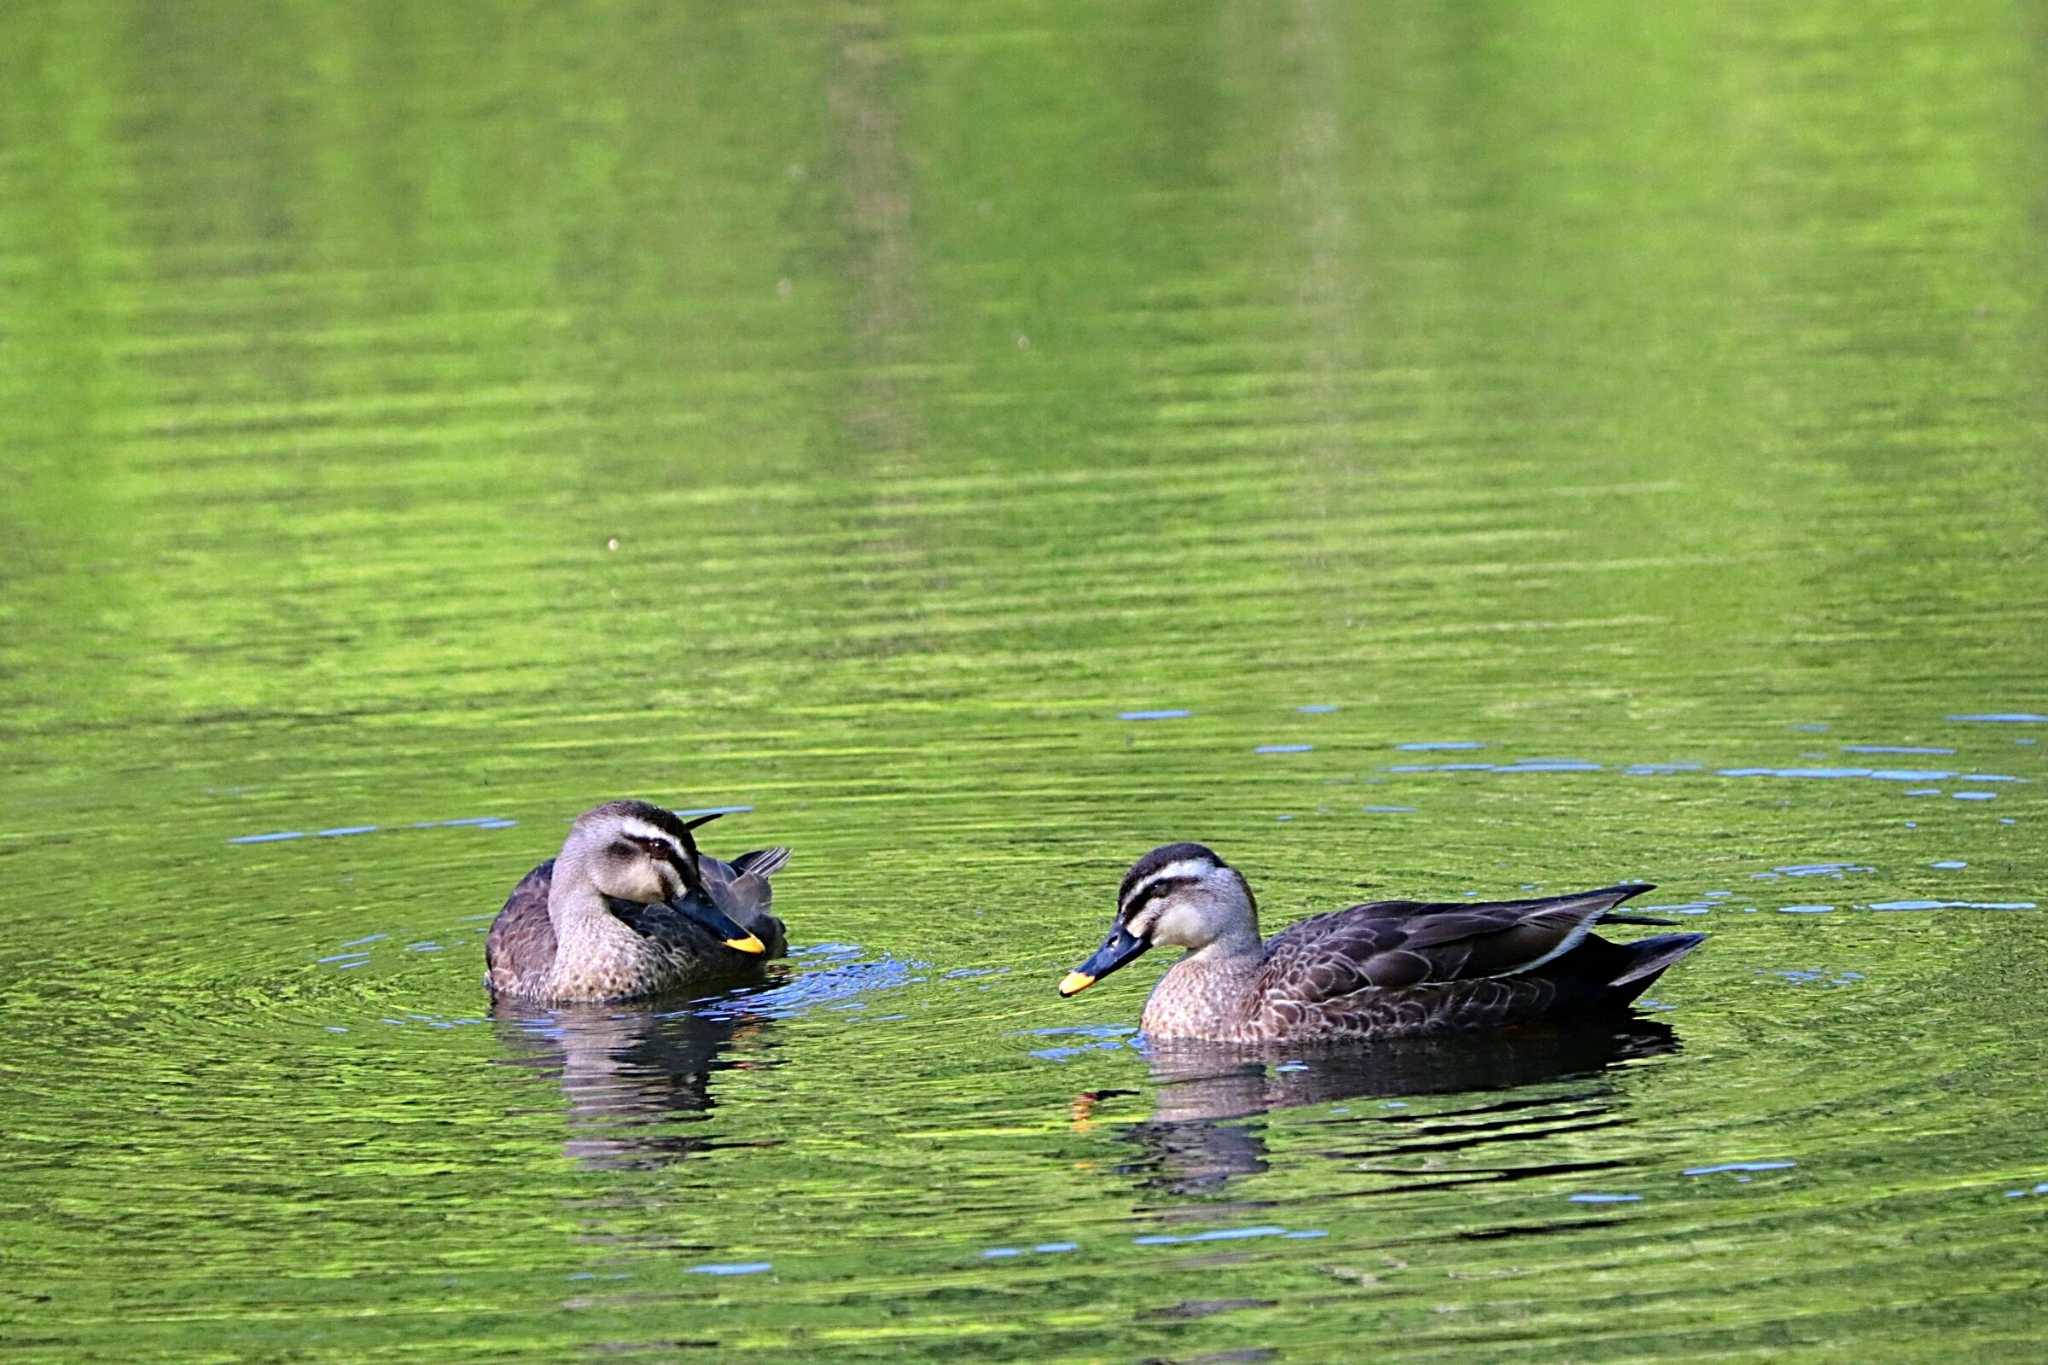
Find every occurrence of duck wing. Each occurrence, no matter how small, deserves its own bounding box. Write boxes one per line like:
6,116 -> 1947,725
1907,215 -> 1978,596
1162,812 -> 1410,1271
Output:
1255,883 -> 1658,999
698,848 -> 790,959
485,859 -> 558,995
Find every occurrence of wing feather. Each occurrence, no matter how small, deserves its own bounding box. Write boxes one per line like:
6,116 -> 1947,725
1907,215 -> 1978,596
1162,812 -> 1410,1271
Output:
1254,885 -> 1651,1008
731,847 -> 792,879
485,859 -> 558,993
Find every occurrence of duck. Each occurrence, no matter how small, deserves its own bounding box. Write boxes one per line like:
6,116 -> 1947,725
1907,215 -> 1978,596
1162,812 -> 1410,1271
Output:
484,799 -> 791,1004
1057,842 -> 1705,1043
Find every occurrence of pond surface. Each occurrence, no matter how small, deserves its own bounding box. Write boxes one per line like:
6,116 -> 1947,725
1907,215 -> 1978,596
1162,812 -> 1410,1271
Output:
4,1 -> 2046,1359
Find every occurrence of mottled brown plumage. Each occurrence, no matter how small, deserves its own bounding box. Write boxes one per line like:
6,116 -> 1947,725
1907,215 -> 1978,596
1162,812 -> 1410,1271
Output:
484,800 -> 790,1004
1060,842 -> 1705,1043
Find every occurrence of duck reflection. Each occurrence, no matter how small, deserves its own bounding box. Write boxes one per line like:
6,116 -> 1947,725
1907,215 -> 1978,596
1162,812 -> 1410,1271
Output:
1087,1021 -> 1678,1193
491,994 -> 779,1170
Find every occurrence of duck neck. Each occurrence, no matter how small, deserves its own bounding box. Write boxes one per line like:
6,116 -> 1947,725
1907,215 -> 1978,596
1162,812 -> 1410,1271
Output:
1174,931 -> 1267,983
547,850 -> 641,960
1143,932 -> 1266,1037
1193,921 -> 1265,961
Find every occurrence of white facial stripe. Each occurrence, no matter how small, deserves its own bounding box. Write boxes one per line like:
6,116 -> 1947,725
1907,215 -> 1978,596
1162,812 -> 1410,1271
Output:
1121,859 -> 1215,911
619,820 -> 683,856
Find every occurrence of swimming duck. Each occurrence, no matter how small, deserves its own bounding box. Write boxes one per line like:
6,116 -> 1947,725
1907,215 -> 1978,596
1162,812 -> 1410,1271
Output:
484,799 -> 791,1004
1058,843 -> 1704,1042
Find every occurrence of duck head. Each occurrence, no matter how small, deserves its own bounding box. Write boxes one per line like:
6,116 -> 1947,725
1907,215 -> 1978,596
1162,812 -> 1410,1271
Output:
567,800 -> 765,954
1059,842 -> 1258,996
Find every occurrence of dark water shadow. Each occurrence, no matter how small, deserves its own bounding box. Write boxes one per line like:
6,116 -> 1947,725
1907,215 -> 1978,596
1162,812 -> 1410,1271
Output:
1093,1020 -> 1679,1194
485,946 -> 910,1172
491,995 -> 782,1171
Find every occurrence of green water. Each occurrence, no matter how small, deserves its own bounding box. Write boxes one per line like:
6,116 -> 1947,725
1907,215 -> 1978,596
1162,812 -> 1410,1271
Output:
4,1 -> 2046,1359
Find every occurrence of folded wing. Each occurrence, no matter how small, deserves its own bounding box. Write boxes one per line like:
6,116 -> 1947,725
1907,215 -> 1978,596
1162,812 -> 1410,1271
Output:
1256,884 -> 1658,1001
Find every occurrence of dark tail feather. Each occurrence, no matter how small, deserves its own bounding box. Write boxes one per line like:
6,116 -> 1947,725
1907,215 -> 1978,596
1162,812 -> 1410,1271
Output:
732,847 -> 792,879
1602,932 -> 1707,1007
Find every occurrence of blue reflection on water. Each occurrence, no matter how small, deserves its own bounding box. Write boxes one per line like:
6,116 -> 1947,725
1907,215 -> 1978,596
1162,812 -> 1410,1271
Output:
981,1242 -> 1081,1260
1388,758 -> 1600,773
231,814 -> 516,844
1685,1161 -> 1796,1175
1373,755 -> 2026,789
1869,899 -> 2035,911
1133,1225 -> 1327,1246
1753,863 -> 1872,879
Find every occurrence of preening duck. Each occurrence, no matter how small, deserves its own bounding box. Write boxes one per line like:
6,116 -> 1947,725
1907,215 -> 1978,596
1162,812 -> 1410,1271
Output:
485,800 -> 790,1004
1058,842 -> 1704,1043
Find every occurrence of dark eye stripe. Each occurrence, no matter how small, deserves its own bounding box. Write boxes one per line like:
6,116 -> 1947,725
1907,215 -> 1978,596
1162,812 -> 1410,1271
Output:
618,835 -> 682,864
1120,875 -> 1199,921
634,837 -> 705,892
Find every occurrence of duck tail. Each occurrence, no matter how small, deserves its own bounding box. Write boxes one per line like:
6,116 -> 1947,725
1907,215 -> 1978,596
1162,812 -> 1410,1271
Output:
1602,932 -> 1707,1006
732,846 -> 792,879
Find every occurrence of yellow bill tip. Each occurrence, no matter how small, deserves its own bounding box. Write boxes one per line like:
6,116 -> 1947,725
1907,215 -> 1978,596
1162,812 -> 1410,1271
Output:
1058,971 -> 1096,998
725,933 -> 767,955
